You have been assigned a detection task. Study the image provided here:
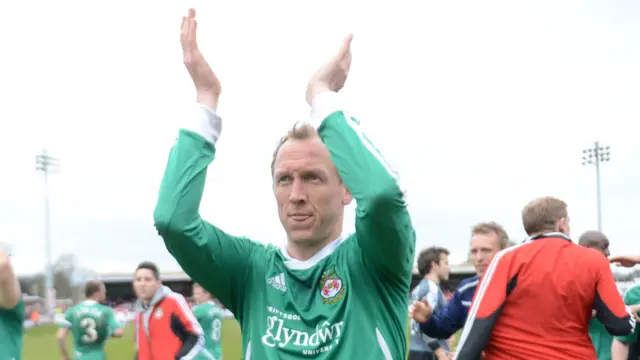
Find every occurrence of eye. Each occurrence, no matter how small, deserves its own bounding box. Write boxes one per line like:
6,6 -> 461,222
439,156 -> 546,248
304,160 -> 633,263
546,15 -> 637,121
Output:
277,175 -> 292,184
304,173 -> 321,182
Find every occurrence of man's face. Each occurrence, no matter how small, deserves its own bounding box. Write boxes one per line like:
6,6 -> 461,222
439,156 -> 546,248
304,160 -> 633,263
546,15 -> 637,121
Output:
192,286 -> 210,305
470,232 -> 502,277
434,254 -> 450,281
133,269 -> 161,302
273,137 -> 352,248
97,284 -> 107,302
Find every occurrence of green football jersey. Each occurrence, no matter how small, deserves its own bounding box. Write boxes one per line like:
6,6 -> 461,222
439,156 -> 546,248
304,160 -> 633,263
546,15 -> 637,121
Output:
61,300 -> 122,359
154,94 -> 416,359
193,301 -> 224,360
0,299 -> 25,360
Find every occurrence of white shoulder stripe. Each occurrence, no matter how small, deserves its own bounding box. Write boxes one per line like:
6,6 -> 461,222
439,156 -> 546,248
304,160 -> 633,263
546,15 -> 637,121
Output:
454,242 -> 529,359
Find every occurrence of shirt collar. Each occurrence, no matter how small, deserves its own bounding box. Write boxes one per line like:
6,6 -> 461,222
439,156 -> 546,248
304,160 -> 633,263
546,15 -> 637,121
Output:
524,232 -> 572,243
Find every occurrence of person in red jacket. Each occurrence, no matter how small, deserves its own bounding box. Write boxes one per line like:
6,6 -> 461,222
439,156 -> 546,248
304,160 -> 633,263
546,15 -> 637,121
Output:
454,196 -> 635,360
133,261 -> 212,360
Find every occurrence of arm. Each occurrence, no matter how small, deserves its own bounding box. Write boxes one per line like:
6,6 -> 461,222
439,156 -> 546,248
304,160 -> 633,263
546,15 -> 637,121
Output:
169,294 -> 207,360
0,249 -> 21,310
154,107 -> 262,316
310,91 -> 415,282
454,251 -> 514,360
56,328 -> 71,360
57,311 -> 72,360
420,286 -> 468,339
611,339 -> 630,360
154,8 -> 260,317
611,286 -> 640,359
108,309 -> 125,338
592,254 -> 636,336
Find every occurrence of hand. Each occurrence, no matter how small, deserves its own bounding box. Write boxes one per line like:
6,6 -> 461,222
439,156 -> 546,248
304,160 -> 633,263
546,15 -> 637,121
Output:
609,255 -> 640,268
306,34 -> 353,105
408,299 -> 432,323
180,8 -> 221,111
628,304 -> 640,323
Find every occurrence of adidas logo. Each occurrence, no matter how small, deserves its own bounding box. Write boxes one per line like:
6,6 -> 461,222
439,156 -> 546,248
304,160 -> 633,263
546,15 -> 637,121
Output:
267,273 -> 287,293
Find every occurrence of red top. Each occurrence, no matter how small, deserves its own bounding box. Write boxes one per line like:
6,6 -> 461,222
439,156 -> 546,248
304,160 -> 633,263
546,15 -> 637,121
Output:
135,292 -> 204,360
454,233 -> 635,360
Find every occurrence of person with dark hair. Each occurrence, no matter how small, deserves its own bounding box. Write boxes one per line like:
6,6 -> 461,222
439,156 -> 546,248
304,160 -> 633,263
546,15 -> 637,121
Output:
192,284 -> 224,360
408,247 -> 450,360
132,261 -> 212,360
0,247 -> 24,360
56,280 -> 124,360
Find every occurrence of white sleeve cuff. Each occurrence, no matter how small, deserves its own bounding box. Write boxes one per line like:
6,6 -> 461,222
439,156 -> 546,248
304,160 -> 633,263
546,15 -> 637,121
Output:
182,104 -> 222,144
310,91 -> 343,128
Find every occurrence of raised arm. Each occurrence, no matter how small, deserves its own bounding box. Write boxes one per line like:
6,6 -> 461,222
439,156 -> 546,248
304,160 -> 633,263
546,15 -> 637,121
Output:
0,248 -> 21,310
592,253 -> 636,336
153,8 -> 262,317
306,35 -> 415,282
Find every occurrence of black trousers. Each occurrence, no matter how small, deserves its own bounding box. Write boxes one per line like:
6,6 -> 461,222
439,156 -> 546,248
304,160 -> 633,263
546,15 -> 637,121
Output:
408,351 -> 435,360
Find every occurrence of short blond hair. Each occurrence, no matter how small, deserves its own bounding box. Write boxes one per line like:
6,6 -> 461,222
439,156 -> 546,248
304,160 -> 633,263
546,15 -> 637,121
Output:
522,196 -> 568,235
270,122 -> 318,175
471,222 -> 510,250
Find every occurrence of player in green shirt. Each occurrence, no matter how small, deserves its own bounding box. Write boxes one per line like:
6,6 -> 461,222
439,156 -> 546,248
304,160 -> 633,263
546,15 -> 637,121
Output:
612,284 -> 640,360
0,247 -> 24,360
57,280 -> 124,360
192,284 -> 224,360
154,8 -> 415,360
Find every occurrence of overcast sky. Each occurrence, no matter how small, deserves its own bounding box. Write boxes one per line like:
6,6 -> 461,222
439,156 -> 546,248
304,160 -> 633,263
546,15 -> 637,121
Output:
1,0 -> 639,275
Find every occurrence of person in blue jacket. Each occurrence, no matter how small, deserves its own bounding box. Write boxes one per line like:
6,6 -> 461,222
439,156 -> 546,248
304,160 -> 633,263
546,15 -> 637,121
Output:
410,222 -> 510,339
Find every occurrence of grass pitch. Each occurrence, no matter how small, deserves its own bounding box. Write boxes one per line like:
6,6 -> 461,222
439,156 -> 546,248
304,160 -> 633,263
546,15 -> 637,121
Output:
23,319 -> 242,360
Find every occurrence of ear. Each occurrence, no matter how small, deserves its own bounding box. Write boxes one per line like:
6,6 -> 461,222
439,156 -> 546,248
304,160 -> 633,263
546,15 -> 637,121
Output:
342,187 -> 353,205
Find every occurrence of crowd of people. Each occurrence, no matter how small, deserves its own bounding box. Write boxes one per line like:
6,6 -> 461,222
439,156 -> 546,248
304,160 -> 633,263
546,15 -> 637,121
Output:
2,6 -> 640,360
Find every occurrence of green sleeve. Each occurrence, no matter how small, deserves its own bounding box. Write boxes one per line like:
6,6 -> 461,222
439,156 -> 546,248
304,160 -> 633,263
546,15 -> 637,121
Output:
107,308 -> 123,330
61,307 -> 73,328
615,286 -> 640,344
154,122 -> 263,318
312,92 -> 416,283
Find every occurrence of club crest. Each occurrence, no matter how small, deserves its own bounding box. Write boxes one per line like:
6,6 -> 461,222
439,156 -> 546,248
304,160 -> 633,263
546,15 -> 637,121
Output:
319,265 -> 345,304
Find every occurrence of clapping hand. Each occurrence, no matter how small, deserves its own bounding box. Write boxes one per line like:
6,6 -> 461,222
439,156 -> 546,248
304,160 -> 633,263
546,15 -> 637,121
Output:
306,34 -> 354,105
180,8 -> 221,111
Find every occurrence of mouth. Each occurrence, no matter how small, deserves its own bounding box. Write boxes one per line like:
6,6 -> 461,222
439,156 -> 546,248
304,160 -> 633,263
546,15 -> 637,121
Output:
289,214 -> 312,221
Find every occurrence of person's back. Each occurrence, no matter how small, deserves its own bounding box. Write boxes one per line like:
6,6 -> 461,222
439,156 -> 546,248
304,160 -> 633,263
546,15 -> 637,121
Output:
193,301 -> 224,360
488,237 -> 610,358
455,197 -> 634,360
64,301 -> 119,359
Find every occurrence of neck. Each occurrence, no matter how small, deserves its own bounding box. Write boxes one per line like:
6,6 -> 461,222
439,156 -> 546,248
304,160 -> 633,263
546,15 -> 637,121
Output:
287,226 -> 342,261
426,273 -> 440,284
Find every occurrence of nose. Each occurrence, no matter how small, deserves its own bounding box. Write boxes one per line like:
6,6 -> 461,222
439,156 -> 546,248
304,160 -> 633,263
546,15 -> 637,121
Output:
288,178 -> 307,204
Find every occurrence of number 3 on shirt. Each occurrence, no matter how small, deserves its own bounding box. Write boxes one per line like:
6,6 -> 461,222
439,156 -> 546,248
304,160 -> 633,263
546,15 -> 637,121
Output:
211,318 -> 222,342
80,318 -> 98,343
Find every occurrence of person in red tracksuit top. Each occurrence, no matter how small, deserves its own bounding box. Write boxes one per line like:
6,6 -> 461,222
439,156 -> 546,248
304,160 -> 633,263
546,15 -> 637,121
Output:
454,197 -> 635,360
133,261 -> 212,360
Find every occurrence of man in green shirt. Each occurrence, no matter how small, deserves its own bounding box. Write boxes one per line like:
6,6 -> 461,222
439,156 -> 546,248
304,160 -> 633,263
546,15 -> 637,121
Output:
154,8 -> 415,360
0,248 -> 24,360
57,280 -> 124,359
612,284 -> 640,360
192,284 -> 224,360
580,230 -> 614,360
